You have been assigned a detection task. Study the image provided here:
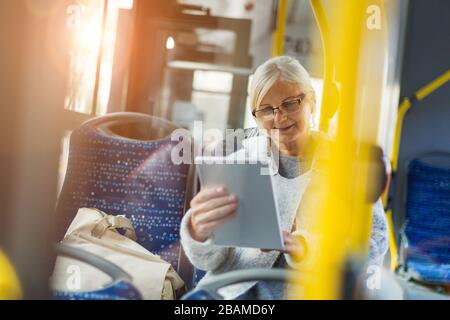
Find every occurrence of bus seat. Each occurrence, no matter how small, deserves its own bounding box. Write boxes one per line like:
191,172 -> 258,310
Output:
55,112 -> 196,289
400,152 -> 450,286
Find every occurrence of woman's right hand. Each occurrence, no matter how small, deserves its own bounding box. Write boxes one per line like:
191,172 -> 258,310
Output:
189,185 -> 238,243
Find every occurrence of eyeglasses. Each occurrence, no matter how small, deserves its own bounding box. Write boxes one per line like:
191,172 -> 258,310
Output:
252,94 -> 306,121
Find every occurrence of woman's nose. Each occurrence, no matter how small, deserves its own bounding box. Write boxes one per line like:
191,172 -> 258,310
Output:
274,108 -> 287,123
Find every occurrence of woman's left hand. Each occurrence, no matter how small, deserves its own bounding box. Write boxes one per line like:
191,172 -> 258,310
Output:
260,231 -> 307,260
282,231 -> 307,259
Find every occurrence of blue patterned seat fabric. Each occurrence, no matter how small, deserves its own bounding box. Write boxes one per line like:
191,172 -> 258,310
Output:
405,158 -> 450,284
56,115 -> 190,270
54,281 -> 142,300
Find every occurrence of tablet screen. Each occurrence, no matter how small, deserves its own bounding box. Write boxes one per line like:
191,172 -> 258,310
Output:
196,157 -> 284,250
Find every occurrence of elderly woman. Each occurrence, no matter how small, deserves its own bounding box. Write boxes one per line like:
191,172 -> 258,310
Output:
180,56 -> 388,300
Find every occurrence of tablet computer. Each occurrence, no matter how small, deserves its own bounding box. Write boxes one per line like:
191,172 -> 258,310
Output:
195,156 -> 284,250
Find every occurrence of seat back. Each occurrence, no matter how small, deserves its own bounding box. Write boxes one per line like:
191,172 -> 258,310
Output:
403,152 -> 450,284
55,113 -> 192,273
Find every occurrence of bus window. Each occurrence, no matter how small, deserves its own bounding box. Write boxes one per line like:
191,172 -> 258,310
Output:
65,0 -> 135,115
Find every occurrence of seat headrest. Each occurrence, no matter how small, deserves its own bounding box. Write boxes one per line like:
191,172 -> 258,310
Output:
82,112 -> 181,142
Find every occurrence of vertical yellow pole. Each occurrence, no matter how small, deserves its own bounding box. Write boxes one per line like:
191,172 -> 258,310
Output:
391,99 -> 412,172
386,209 -> 399,270
291,0 -> 377,299
272,0 -> 288,57
0,251 -> 22,300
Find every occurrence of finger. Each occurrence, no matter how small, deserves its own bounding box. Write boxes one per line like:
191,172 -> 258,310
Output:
284,244 -> 297,252
283,234 -> 296,244
277,248 -> 290,254
280,243 -> 299,255
195,203 -> 238,225
194,194 -> 238,215
283,239 -> 295,248
285,242 -> 306,257
191,185 -> 228,206
200,211 -> 237,233
284,238 -> 305,254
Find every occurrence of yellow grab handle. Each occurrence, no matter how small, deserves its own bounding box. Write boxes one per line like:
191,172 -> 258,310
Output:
416,69 -> 450,101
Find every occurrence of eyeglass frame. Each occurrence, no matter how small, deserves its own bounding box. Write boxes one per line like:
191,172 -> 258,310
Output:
251,93 -> 307,120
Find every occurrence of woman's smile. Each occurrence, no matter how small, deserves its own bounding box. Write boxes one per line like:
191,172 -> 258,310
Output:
275,123 -> 297,134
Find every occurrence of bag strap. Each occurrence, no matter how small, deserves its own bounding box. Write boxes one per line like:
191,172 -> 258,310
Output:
91,215 -> 137,241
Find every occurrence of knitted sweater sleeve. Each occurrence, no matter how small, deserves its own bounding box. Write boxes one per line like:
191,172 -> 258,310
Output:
180,209 -> 236,271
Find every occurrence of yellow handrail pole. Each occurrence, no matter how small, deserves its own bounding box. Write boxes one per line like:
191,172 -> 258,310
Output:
392,69 -> 450,172
291,0 -> 372,299
386,209 -> 399,270
331,0 -> 375,271
310,0 -> 336,132
0,251 -> 22,300
391,98 -> 412,172
416,69 -> 450,100
272,0 -> 289,57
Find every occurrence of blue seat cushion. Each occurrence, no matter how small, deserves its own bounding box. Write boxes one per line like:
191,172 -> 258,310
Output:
54,281 -> 142,300
406,260 -> 450,284
405,158 -> 450,284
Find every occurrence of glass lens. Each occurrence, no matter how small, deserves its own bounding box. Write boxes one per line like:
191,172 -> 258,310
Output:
257,107 -> 274,118
281,100 -> 300,113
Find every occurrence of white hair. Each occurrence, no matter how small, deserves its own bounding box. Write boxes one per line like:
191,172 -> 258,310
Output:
249,56 -> 316,113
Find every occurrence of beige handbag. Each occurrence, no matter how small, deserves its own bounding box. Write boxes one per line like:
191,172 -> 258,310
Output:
51,208 -> 184,300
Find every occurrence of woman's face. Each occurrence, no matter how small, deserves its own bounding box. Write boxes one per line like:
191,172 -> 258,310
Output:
255,80 -> 313,149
